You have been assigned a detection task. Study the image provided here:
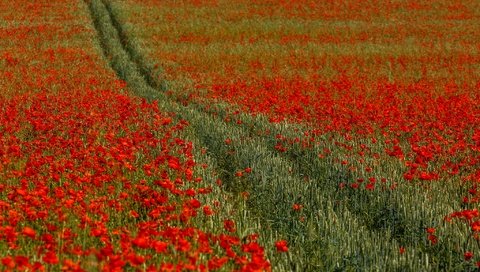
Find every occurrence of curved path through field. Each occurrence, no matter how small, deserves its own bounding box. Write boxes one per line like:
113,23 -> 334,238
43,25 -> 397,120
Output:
84,0 -> 465,270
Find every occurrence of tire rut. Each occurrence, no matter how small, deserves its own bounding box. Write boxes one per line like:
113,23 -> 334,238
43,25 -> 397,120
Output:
83,0 -> 441,270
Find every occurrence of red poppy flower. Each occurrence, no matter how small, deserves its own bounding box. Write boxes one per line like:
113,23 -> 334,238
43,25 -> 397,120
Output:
275,240 -> 288,252
22,227 -> 36,239
464,251 -> 473,261
224,219 -> 236,233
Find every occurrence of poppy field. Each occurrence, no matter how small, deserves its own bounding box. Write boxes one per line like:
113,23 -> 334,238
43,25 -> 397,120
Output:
1,0 -> 480,271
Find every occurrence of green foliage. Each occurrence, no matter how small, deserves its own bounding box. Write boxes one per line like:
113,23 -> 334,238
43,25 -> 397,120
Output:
86,0 -> 476,270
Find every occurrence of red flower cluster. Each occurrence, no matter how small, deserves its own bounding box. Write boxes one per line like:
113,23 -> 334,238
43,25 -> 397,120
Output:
0,0 -> 271,270
426,228 -> 437,245
129,0 -> 480,185
0,88 -> 270,270
122,0 -> 480,258
275,240 -> 288,253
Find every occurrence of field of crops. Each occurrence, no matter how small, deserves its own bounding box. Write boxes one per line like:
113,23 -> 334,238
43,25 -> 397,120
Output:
1,0 -> 480,271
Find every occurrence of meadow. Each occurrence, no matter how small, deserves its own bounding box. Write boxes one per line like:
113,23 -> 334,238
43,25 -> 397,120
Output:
1,0 -> 480,271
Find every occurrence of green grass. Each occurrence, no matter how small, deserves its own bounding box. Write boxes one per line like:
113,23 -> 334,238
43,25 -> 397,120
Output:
82,0 -> 479,270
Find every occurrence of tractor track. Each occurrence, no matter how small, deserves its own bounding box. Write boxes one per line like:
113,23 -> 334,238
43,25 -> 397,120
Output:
83,0 -> 444,270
